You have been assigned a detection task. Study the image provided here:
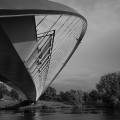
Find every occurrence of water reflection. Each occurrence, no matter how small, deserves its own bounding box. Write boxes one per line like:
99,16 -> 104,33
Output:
0,110 -> 35,120
0,108 -> 120,120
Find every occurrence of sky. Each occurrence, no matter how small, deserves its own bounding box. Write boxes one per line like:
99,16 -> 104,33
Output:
50,0 -> 120,92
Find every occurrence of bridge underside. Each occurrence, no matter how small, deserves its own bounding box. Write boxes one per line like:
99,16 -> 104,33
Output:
0,12 -> 87,103
0,16 -> 37,102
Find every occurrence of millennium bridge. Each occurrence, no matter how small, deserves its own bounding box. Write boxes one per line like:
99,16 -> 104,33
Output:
0,0 -> 87,104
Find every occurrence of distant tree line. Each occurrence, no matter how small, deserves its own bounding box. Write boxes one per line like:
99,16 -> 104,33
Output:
40,71 -> 120,109
1,71 -> 120,109
40,86 -> 83,107
40,86 -> 102,108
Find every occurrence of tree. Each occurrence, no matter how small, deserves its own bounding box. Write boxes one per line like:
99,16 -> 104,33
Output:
59,90 -> 74,104
40,86 -> 57,101
0,83 -> 9,95
59,91 -> 66,102
0,91 -> 3,99
59,89 -> 83,107
96,72 -> 120,107
89,90 -> 100,102
73,90 -> 83,108
10,89 -> 19,100
83,92 -> 90,104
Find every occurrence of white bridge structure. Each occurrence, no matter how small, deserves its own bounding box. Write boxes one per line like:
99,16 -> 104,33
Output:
0,0 -> 87,104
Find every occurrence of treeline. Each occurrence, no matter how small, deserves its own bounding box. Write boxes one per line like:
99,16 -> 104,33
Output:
0,83 -> 19,100
40,86 -> 100,108
0,71 -> 120,108
40,87 -> 83,107
40,71 -> 120,109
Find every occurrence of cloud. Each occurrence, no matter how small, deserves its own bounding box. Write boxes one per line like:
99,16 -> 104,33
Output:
86,2 -> 120,35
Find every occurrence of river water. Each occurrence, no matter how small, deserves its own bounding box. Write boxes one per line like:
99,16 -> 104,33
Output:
0,108 -> 120,120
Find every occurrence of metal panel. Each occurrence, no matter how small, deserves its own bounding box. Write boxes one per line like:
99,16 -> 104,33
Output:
0,24 -> 36,101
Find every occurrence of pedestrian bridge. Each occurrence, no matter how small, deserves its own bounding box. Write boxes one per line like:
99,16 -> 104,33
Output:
0,0 -> 87,104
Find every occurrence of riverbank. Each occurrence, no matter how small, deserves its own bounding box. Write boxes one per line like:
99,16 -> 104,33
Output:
19,100 -> 72,110
18,101 -> 104,111
0,100 -> 20,109
0,100 -> 106,110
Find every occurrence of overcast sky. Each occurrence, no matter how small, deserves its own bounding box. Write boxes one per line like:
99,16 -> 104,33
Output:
50,0 -> 120,92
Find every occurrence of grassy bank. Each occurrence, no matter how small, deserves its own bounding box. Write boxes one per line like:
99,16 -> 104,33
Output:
19,100 -> 72,110
0,100 -> 106,110
0,100 -> 20,109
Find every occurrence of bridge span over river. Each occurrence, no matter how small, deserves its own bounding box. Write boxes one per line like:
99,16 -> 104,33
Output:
0,0 -> 87,105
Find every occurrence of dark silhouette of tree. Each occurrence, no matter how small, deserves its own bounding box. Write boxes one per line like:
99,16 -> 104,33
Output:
10,89 -> 19,100
83,92 -> 90,104
40,86 -> 57,101
89,90 -> 100,102
0,83 -> 9,95
60,91 -> 71,103
0,91 -> 3,99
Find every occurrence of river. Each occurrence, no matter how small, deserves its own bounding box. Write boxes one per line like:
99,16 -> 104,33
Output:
0,108 -> 120,120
